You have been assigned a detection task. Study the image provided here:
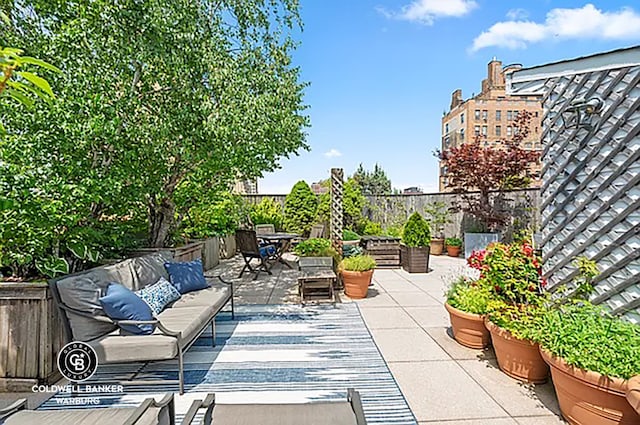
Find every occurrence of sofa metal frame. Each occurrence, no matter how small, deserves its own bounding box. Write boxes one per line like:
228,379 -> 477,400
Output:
49,273 -> 234,395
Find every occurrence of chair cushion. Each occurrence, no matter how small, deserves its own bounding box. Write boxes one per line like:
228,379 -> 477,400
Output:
165,259 -> 208,294
135,277 -> 181,315
211,402 -> 358,425
156,305 -> 214,347
259,245 -> 276,257
99,283 -> 155,335
88,332 -> 178,363
170,281 -> 231,312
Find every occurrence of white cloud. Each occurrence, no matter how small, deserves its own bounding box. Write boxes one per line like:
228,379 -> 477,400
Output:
378,0 -> 477,25
472,4 -> 640,51
506,8 -> 529,20
323,148 -> 342,158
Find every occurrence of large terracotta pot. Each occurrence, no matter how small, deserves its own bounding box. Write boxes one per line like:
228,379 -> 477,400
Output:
446,246 -> 461,257
628,375 -> 640,414
430,239 -> 444,255
342,270 -> 373,299
444,302 -> 490,349
540,349 -> 639,425
485,320 -> 549,383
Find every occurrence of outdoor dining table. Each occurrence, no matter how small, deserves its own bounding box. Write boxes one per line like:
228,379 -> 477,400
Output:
258,233 -> 300,269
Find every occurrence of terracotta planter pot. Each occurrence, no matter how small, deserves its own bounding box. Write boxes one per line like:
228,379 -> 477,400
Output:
430,239 -> 444,255
540,349 -> 639,425
485,320 -> 549,383
444,302 -> 490,349
446,246 -> 461,257
342,270 -> 374,299
627,375 -> 640,415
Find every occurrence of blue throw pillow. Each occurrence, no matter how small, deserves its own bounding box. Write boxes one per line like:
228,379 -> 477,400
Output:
259,245 -> 276,257
135,277 -> 181,315
164,259 -> 209,294
99,283 -> 155,335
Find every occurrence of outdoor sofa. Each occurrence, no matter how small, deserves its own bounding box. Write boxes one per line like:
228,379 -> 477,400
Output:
49,251 -> 234,394
182,389 -> 367,425
0,394 -> 175,425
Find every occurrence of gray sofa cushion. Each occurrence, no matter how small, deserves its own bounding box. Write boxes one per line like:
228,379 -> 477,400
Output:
211,403 -> 358,425
88,333 -> 179,363
156,305 -> 214,348
170,281 -> 230,312
131,251 -> 173,290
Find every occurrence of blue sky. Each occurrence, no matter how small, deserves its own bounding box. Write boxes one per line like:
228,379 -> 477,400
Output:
258,1 -> 640,194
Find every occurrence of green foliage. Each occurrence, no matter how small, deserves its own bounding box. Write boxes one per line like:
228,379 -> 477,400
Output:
283,181 -> 318,236
362,220 -> 383,236
383,225 -> 403,238
424,202 -> 451,237
340,255 -> 376,272
573,256 -> 599,299
183,193 -> 242,238
343,177 -> 366,231
343,229 -> 360,241
446,276 -> 492,315
402,212 -> 431,247
293,238 -> 340,263
352,163 -> 392,195
445,237 -> 462,247
342,244 -> 363,258
536,304 -> 640,379
250,197 -> 284,231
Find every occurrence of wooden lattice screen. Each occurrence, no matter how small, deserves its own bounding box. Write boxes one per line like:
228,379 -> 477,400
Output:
508,49 -> 640,323
330,168 -> 344,256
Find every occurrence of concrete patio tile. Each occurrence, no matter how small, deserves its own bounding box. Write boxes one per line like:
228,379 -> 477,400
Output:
351,292 -> 398,308
359,307 -> 418,329
374,278 -> 422,293
514,416 -> 566,424
405,306 -> 450,328
389,361 -> 508,422
424,326 -> 495,360
458,358 -> 561,417
370,328 -> 450,361
389,291 -> 442,307
418,419 -> 517,424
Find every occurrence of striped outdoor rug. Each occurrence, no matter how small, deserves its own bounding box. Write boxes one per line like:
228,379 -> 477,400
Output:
40,303 -> 417,424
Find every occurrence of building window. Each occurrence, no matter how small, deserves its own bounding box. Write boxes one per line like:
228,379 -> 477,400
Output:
534,111 -> 539,117
460,113 -> 465,124
460,129 -> 465,141
474,109 -> 480,120
496,110 -> 501,120
445,123 -> 449,134
482,125 -> 487,136
474,125 -> 480,136
444,136 -> 450,147
507,126 -> 513,136
525,142 -> 532,149
495,125 -> 502,136
507,110 -> 513,121
482,110 -> 488,121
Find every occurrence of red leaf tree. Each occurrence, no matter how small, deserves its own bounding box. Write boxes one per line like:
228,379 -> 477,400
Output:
436,110 -> 541,231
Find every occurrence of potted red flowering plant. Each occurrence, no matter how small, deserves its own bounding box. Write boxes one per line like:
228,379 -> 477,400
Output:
479,240 -> 550,383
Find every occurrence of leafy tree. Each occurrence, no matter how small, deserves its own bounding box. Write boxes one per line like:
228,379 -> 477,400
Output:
352,163 -> 392,196
283,181 -> 318,236
436,111 -> 540,231
0,0 -> 309,277
316,177 -> 365,232
424,202 -> 452,238
250,197 -> 284,230
182,193 -> 243,238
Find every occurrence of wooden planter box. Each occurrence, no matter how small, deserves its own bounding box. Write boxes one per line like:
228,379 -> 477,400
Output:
0,282 -> 66,391
219,234 -> 237,259
189,237 -> 220,271
130,241 -> 204,263
401,244 -> 430,273
361,236 -> 401,269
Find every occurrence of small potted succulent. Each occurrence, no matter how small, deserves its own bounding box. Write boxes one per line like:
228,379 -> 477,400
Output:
340,255 -> 376,299
445,273 -> 492,349
445,237 -> 462,257
400,212 -> 431,273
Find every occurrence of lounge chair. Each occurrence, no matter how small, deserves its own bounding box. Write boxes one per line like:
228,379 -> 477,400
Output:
0,394 -> 175,425
182,389 -> 366,425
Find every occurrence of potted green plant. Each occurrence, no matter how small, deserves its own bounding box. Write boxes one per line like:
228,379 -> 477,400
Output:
293,238 -> 340,272
536,304 -> 640,425
628,375 -> 640,414
445,237 -> 462,257
424,202 -> 452,255
400,212 -> 431,273
340,255 -> 376,299
445,274 -> 492,349
343,229 -> 361,247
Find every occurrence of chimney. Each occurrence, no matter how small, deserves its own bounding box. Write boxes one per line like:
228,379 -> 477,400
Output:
487,58 -> 504,89
450,89 -> 463,110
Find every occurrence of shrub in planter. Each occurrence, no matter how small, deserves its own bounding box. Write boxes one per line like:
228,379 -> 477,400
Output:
250,197 -> 284,231
425,202 -> 451,255
343,229 -> 361,246
445,237 -> 462,257
535,304 -> 640,425
293,238 -> 340,267
401,212 -> 431,273
340,255 -> 376,299
445,275 -> 492,349
283,181 -> 318,237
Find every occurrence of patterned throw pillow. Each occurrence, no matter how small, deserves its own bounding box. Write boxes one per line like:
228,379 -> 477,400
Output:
135,277 -> 181,315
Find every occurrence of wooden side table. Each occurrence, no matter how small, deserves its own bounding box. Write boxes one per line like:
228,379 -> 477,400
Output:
298,269 -> 336,305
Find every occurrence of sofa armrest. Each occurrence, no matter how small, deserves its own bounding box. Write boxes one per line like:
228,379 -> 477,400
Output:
348,389 -> 367,425
123,394 -> 175,425
0,399 -> 27,420
183,394 -> 215,425
58,304 -> 116,324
